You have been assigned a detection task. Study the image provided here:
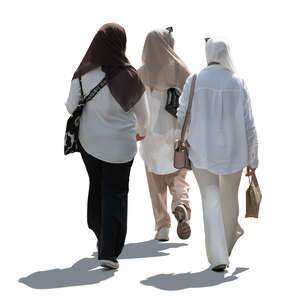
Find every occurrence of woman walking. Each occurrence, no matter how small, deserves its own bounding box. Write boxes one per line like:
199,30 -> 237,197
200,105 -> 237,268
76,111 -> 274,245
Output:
138,28 -> 191,241
65,23 -> 149,269
177,38 -> 258,271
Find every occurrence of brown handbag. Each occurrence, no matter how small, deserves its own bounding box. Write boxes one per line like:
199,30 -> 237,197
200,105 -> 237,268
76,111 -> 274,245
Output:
245,173 -> 262,218
174,74 -> 197,170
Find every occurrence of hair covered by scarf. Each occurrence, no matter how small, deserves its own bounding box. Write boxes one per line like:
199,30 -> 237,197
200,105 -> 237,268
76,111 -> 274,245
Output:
138,29 -> 190,92
205,38 -> 235,72
73,23 -> 145,112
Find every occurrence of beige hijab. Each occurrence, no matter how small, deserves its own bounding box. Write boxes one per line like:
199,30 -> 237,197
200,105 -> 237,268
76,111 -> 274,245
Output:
138,29 -> 190,91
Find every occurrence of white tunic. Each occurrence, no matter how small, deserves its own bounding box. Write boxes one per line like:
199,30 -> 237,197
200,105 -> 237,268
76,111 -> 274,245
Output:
139,87 -> 180,175
177,65 -> 258,175
66,67 -> 149,163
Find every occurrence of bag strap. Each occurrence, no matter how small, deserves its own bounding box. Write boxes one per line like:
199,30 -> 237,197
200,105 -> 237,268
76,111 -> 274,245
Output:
248,173 -> 258,187
79,76 -> 109,105
180,74 -> 197,142
79,77 -> 84,98
252,173 -> 258,187
78,69 -> 120,105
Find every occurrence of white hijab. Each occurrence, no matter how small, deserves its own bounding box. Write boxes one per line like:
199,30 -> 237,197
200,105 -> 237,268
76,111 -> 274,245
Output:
205,38 -> 235,72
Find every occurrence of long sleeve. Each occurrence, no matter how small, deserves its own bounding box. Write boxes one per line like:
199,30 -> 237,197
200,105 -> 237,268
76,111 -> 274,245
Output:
133,93 -> 149,137
65,78 -> 82,114
177,75 -> 193,122
242,80 -> 258,168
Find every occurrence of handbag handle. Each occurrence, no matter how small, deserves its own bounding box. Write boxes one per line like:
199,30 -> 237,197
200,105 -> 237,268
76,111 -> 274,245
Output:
248,173 -> 258,186
180,74 -> 197,142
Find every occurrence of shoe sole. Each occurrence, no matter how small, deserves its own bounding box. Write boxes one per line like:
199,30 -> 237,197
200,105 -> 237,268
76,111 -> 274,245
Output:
174,206 -> 191,240
155,237 -> 169,242
212,264 -> 227,272
99,261 -> 119,270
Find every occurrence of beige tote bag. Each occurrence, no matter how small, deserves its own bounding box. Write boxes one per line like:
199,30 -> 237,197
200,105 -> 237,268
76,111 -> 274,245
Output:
245,173 -> 262,218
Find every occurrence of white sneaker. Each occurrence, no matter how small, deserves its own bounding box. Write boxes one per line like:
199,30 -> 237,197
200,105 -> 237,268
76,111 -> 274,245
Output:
99,259 -> 119,269
155,227 -> 169,241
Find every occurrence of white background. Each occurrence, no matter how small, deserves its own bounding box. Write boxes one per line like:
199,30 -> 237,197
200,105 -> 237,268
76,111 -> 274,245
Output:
1,0 -> 299,298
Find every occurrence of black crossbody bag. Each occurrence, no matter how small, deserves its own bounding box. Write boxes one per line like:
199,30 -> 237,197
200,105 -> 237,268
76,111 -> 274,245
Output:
165,88 -> 181,118
64,76 -> 110,155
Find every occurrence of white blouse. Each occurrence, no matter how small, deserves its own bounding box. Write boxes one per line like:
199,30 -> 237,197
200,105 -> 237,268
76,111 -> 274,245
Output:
177,65 -> 258,175
139,87 -> 180,175
66,67 -> 149,163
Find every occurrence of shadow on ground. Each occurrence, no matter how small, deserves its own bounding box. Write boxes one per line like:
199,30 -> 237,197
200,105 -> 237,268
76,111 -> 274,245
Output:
18,239 -> 187,289
18,252 -> 115,289
140,267 -> 249,290
119,239 -> 187,259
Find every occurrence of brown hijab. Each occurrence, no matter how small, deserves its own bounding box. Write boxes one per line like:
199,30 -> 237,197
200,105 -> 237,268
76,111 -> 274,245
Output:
138,29 -> 190,91
73,23 -> 145,112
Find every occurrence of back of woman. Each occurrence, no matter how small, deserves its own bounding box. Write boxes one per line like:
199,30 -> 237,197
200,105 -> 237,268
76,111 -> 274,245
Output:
67,66 -> 139,163
177,38 -> 258,272
138,28 -> 192,242
187,65 -> 250,174
178,39 -> 257,175
65,23 -> 148,270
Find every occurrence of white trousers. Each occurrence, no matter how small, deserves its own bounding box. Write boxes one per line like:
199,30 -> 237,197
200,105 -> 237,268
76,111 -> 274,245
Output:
192,166 -> 243,267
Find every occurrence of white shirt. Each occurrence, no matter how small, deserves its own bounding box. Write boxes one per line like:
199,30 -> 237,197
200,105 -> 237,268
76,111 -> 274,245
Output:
177,65 -> 258,175
139,87 -> 180,175
66,67 -> 149,163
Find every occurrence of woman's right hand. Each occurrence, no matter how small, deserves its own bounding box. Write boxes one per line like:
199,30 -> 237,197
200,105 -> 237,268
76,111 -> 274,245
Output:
246,166 -> 256,176
136,133 -> 145,141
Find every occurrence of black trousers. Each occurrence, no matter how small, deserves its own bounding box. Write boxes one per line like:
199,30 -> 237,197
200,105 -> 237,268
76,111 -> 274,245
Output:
79,144 -> 133,261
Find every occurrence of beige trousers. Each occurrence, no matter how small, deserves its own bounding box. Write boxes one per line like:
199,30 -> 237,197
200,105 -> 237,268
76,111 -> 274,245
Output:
145,166 -> 190,230
192,167 -> 243,266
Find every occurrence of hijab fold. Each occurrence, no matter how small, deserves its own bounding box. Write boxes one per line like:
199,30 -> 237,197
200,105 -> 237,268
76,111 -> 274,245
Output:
138,29 -> 190,91
73,23 -> 145,112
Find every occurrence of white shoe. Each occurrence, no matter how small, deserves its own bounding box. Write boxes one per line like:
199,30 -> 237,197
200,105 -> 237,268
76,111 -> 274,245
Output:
99,259 -> 119,269
155,227 -> 169,241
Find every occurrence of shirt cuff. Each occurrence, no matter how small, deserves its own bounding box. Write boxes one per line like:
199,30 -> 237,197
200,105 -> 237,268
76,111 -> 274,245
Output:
248,147 -> 258,168
136,125 -> 147,137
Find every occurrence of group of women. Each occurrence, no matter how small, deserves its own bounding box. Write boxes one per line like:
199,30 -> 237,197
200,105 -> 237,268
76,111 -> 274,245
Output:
65,23 -> 258,272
